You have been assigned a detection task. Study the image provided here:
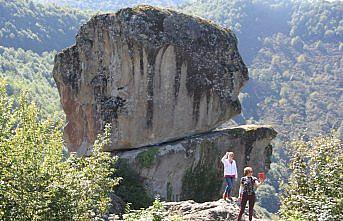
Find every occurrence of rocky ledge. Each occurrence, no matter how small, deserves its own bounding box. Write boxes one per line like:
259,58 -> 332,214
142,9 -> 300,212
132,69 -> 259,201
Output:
110,199 -> 269,221
53,5 -> 248,153
163,199 -> 268,221
117,125 -> 277,202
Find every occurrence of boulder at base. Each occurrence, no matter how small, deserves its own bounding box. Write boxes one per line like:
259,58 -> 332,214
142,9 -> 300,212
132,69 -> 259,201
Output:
117,125 -> 277,202
53,5 -> 248,153
163,199 -> 268,221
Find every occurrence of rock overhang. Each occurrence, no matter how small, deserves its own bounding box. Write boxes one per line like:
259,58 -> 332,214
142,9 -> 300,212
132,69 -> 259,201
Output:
53,5 -> 249,152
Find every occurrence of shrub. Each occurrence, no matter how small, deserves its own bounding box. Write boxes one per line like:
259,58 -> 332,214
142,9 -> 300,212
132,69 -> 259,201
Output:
280,133 -> 342,221
0,80 -> 120,220
114,159 -> 153,209
136,147 -> 159,168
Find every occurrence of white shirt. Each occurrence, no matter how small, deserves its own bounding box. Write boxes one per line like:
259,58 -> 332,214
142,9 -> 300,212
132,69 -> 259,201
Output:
221,157 -> 238,177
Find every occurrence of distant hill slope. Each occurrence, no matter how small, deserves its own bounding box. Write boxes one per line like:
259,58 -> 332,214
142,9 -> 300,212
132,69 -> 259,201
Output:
0,46 -> 60,117
245,35 -> 342,139
0,0 -> 88,53
31,0 -> 190,11
0,0 -> 89,116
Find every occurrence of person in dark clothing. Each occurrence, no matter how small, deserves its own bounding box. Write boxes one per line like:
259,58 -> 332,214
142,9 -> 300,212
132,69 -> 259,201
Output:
237,167 -> 264,221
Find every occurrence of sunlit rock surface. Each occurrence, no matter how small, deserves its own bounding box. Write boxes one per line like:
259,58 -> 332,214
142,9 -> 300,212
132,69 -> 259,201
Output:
53,5 -> 248,153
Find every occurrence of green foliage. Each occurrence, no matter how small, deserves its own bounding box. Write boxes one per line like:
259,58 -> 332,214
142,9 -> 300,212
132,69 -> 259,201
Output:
246,35 -> 342,141
181,141 -> 222,202
181,165 -> 222,202
0,0 -> 88,53
256,184 -> 280,213
0,80 -> 120,220
136,147 -> 159,168
289,1 -> 342,43
166,182 -> 173,201
0,46 -> 61,117
280,133 -> 343,221
114,159 -> 153,210
123,198 -> 184,221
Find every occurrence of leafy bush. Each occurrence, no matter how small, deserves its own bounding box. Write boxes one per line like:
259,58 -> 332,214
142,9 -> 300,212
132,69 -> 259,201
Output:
136,147 -> 159,168
114,159 -> 154,210
256,184 -> 280,213
0,80 -> 120,220
280,133 -> 343,220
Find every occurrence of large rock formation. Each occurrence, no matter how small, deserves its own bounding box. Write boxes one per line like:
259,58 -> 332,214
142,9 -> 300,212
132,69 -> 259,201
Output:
53,5 -> 248,153
117,125 -> 277,202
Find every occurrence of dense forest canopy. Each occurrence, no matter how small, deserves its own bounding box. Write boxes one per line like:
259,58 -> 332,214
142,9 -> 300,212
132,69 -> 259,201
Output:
0,0 -> 88,53
0,0 -> 89,115
0,46 -> 60,116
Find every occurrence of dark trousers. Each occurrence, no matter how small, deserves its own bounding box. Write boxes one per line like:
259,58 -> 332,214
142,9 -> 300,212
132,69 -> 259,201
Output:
224,177 -> 234,196
237,194 -> 256,221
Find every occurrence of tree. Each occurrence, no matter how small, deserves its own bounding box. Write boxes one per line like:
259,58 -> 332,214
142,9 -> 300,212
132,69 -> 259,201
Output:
256,184 -> 280,213
280,133 -> 343,221
0,80 -> 120,220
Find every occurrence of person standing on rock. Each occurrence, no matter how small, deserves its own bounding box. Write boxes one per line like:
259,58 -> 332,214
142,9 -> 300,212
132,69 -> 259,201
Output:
221,152 -> 238,200
237,167 -> 264,221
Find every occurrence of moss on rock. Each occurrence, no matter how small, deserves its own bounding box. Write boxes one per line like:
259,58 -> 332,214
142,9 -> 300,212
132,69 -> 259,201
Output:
136,147 -> 159,168
166,181 -> 173,201
181,140 -> 223,202
113,159 -> 153,209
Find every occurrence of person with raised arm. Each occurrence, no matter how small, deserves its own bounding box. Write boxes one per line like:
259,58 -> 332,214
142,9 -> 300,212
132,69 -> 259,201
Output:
221,152 -> 237,201
237,167 -> 264,221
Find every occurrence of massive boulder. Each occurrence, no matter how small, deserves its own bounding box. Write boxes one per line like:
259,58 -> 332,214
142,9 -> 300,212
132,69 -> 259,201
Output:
117,125 -> 277,202
53,5 -> 248,153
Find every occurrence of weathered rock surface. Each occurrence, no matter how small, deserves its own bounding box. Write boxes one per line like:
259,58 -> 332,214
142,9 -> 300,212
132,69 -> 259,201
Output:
109,199 -> 269,221
116,125 -> 277,202
163,199 -> 268,221
53,5 -> 248,153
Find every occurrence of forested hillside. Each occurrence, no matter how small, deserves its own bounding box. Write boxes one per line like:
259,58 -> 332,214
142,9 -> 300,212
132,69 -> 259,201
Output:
0,0 -> 88,53
0,46 -> 60,116
0,0 -> 89,115
32,0 -> 189,11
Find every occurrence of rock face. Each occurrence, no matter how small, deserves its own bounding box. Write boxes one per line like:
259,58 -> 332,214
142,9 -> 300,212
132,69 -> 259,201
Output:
117,125 -> 277,202
53,5 -> 248,153
163,199 -> 267,221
